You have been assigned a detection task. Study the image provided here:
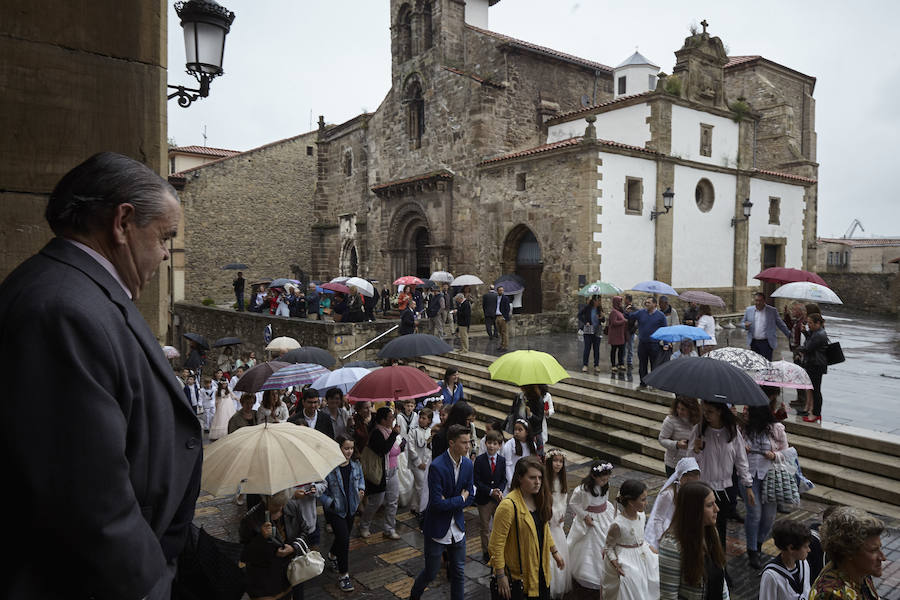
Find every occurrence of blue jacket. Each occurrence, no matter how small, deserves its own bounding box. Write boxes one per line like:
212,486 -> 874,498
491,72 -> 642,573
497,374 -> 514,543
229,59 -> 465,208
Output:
320,460 -> 365,518
473,452 -> 507,505
422,451 -> 475,540
439,381 -> 464,406
742,304 -> 791,350
626,308 -> 667,341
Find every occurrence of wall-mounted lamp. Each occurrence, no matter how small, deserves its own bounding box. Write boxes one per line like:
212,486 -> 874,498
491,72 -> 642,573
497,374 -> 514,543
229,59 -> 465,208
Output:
168,0 -> 236,108
650,187 -> 674,221
731,198 -> 753,227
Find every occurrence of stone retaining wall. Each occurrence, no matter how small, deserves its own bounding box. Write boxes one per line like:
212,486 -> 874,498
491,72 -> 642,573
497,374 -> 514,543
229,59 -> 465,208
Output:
819,272 -> 900,315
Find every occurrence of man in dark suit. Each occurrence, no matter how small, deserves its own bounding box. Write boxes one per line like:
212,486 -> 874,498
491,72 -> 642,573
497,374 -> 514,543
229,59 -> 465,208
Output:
495,285 -> 512,351
473,430 -> 507,560
482,285 -> 498,338
399,299 -> 417,335
233,271 -> 245,311
410,424 -> 475,600
289,387 -> 335,438
0,152 -> 202,599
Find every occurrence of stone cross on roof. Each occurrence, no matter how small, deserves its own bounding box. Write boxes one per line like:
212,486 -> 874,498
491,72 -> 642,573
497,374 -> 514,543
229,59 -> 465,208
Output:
700,19 -> 708,33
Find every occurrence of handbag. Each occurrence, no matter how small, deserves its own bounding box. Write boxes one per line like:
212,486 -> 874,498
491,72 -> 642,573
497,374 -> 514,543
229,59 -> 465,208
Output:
490,500 -> 525,600
359,445 -> 383,486
825,341 -> 845,365
286,538 -> 325,585
761,453 -> 801,505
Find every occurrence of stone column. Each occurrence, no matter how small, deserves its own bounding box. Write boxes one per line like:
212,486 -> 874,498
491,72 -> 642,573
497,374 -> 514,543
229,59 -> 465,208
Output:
653,162 -> 675,283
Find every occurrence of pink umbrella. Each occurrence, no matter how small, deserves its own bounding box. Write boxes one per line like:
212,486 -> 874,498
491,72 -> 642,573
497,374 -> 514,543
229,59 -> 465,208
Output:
678,290 -> 726,308
393,275 -> 424,286
321,282 -> 351,294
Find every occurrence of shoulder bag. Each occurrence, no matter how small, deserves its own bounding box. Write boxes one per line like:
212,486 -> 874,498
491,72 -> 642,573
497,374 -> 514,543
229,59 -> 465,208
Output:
490,499 -> 526,600
825,340 -> 845,365
286,537 -> 325,585
761,452 -> 801,505
359,445 -> 384,486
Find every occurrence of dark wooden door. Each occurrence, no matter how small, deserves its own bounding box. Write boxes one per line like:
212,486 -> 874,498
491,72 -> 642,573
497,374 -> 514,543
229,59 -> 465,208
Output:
517,264 -> 543,313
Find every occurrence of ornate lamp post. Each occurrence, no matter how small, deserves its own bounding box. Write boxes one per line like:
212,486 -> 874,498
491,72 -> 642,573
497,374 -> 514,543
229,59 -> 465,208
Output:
168,0 -> 236,108
650,187 -> 674,220
731,198 -> 753,227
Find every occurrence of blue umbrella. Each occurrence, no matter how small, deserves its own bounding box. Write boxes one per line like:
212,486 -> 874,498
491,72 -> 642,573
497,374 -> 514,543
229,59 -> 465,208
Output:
650,325 -> 711,343
631,280 -> 678,296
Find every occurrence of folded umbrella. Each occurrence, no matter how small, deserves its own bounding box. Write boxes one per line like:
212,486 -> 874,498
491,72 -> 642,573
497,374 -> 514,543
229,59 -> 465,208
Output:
183,332 -> 210,349
704,347 -> 770,373
212,336 -> 242,348
233,361 -> 291,393
259,362 -> 331,391
651,325 -> 712,343
631,280 -> 678,296
310,367 -> 372,395
770,282 -> 842,305
450,274 -> 484,286
488,350 -> 569,386
644,356 -> 769,406
377,333 -> 452,360
347,366 -> 440,403
678,290 -> 726,308
280,347 -> 336,369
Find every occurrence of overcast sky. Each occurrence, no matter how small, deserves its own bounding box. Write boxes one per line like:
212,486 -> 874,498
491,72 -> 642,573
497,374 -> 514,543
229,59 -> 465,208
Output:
167,1 -> 900,238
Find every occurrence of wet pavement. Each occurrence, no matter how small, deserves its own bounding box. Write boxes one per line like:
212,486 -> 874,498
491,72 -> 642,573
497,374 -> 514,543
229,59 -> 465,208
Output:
467,307 -> 900,435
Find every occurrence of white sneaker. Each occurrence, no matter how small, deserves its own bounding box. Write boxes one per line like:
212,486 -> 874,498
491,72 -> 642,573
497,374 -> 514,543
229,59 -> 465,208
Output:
359,527 -> 371,539
386,530 -> 401,540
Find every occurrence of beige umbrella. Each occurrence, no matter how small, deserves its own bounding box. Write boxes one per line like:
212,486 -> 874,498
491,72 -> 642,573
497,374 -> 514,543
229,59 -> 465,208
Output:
265,336 -> 301,353
201,423 -> 344,496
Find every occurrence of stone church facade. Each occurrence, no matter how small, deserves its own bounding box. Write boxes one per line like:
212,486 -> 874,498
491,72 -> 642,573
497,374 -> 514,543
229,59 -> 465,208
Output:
176,0 -> 818,313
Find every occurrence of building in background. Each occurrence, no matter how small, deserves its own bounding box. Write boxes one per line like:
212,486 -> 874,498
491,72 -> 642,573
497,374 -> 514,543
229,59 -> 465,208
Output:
818,238 -> 900,274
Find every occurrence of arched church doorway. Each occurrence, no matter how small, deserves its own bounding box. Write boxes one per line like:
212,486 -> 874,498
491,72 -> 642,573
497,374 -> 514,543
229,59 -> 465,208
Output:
413,227 -> 430,279
389,203 -> 432,280
340,242 -> 359,277
502,225 -> 543,313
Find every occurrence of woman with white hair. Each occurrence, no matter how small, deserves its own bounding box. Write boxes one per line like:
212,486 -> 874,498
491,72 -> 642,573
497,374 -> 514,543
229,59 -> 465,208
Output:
645,457 -> 701,552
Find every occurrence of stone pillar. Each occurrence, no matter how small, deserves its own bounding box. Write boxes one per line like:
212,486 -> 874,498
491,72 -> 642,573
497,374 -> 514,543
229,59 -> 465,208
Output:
653,162 -> 675,283
733,173 -> 752,307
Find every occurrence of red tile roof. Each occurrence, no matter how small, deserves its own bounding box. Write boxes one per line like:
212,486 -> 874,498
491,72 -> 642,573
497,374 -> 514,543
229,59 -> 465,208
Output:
724,55 -> 761,68
549,92 -> 653,123
466,24 -> 613,73
819,238 -> 900,248
170,145 -> 241,158
479,136 -> 659,166
752,168 -> 817,184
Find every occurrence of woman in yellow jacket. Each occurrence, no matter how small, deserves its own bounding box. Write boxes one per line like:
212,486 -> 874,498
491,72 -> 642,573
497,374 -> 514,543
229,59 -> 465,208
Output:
489,455 -> 566,599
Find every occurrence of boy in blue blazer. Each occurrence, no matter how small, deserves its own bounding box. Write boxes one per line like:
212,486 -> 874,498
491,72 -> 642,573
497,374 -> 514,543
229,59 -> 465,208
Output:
473,430 -> 507,561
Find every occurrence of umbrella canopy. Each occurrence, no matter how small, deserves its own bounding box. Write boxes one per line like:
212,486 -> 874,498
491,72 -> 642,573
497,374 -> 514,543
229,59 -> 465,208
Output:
259,362 -> 331,391
345,277 -> 375,297
309,367 -> 372,395
347,365 -> 441,403
771,282 -> 843,305
678,290 -> 726,308
183,332 -> 210,349
162,345 -> 180,359
429,271 -> 454,283
705,347 -> 770,373
754,267 -> 828,287
377,333 -> 452,359
212,336 -> 242,348
644,357 -> 769,405
495,280 -> 524,294
488,350 -> 569,386
202,423 -> 344,496
221,262 -> 248,270
577,281 -> 623,296
631,280 -> 678,296
234,361 -> 291,393
270,278 -> 299,289
322,282 -> 351,295
394,275 -> 424,286
450,274 -> 484,286
650,325 -> 712,343
249,279 -> 272,288
265,336 -> 301,353
754,360 -> 813,390
280,347 -> 337,369
494,273 -> 525,286
330,276 -> 350,284
343,360 -> 380,369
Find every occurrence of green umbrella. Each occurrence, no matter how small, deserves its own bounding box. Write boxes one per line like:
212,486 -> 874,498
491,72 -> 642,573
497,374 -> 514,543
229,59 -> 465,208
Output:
577,281 -> 623,296
488,350 -> 570,386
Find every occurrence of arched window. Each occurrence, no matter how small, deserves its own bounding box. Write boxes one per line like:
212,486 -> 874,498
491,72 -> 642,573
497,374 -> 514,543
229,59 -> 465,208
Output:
397,4 -> 412,63
406,79 -> 425,148
422,1 -> 433,50
343,149 -> 352,176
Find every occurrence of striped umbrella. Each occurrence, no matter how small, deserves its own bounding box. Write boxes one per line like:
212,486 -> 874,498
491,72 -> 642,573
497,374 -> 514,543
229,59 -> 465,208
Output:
259,362 -> 331,391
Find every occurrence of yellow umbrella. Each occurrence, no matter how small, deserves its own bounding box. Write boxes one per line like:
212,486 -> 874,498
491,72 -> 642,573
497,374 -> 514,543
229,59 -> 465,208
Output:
201,423 -> 344,496
488,350 -> 570,386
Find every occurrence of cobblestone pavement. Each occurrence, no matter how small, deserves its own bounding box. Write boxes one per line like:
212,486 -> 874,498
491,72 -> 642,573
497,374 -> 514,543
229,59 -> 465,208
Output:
193,454 -> 899,600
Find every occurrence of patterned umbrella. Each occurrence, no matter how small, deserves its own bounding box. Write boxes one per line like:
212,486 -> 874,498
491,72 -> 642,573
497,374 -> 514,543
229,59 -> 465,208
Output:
310,367 -> 373,395
631,280 -> 678,296
234,361 -> 291,393
280,347 -> 337,369
754,360 -> 813,389
678,290 -> 726,308
394,276 -> 424,286
771,282 -> 843,305
162,345 -> 180,359
429,271 -> 454,283
645,357 -> 769,406
259,362 -> 331,391
346,366 -> 440,403
705,347 -> 770,373
577,281 -> 623,296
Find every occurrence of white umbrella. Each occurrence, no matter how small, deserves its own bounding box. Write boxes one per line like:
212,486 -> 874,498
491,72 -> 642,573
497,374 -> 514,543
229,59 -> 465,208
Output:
771,281 -> 843,305
345,276 -> 375,297
430,271 -> 454,283
450,274 -> 484,286
330,276 -> 350,284
265,336 -> 301,353
310,367 -> 372,394
162,345 -> 180,359
202,423 -> 344,496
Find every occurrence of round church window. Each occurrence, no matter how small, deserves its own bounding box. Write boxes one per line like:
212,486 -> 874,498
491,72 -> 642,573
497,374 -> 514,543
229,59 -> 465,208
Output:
695,178 -> 715,212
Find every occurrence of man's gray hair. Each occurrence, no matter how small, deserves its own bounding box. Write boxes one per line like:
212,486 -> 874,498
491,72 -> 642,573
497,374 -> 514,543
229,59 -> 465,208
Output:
45,152 -> 177,236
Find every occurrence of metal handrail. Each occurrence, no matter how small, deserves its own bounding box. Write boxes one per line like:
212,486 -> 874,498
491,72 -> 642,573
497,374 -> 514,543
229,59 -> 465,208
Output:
340,324 -> 399,360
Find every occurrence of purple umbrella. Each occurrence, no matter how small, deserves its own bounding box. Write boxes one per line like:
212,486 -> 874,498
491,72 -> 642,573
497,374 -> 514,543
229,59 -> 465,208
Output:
678,290 -> 726,308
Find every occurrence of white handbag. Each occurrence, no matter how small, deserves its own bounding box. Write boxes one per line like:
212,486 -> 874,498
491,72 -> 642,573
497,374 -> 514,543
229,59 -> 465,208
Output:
286,538 -> 325,585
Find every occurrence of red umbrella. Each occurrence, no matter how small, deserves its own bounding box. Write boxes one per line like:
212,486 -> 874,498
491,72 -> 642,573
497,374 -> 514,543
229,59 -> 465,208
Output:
754,267 -> 828,287
321,282 -> 351,294
346,365 -> 440,403
393,275 -> 424,286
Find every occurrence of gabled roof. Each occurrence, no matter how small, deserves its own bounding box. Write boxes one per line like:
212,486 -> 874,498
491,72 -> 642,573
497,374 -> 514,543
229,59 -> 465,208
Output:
818,238 -> 900,248
752,168 -> 817,184
616,51 -> 659,69
169,145 -> 241,158
466,24 -> 613,73
725,55 -> 816,86
479,136 -> 660,166
547,91 -> 654,124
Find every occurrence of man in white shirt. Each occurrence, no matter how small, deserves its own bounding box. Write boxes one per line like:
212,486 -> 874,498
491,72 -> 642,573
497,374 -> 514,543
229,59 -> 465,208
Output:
743,292 -> 791,360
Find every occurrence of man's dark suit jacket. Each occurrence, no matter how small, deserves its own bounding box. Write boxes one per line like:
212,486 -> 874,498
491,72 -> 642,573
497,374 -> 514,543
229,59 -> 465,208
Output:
0,238 -> 202,599
482,291 -> 498,318
498,295 -> 512,321
399,306 -> 416,335
457,298 -> 471,327
422,451 -> 475,540
289,409 -> 335,439
473,452 -> 507,505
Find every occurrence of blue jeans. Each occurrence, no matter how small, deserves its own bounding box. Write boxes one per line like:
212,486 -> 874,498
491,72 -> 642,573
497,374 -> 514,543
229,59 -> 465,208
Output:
582,333 -> 601,367
742,476 -> 777,551
625,332 -> 634,366
411,535 -> 466,600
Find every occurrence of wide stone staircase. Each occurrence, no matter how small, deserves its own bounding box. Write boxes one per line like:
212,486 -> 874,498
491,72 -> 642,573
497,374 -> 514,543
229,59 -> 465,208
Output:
414,351 -> 900,521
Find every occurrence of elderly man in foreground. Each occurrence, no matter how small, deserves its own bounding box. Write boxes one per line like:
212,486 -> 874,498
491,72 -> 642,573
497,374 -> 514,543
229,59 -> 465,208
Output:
0,152 -> 202,599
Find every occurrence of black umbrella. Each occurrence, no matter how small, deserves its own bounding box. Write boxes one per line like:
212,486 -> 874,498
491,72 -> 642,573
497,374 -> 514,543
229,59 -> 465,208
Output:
212,336 -> 242,348
378,333 -> 452,360
233,361 -> 291,393
183,332 -> 210,349
280,347 -> 337,369
221,263 -> 248,270
644,356 -> 768,406
177,524 -> 245,600
249,279 -> 272,288
343,360 -> 380,369
419,279 -> 437,289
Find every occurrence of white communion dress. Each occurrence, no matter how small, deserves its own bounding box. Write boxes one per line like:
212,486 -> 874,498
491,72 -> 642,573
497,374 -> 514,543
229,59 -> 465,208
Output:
600,510 -> 659,600
548,483 -> 571,598
566,485 -> 615,589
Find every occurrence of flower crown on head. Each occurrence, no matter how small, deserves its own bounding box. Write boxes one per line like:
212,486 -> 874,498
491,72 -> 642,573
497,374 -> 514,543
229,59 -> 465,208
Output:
545,448 -> 565,460
592,462 -> 614,475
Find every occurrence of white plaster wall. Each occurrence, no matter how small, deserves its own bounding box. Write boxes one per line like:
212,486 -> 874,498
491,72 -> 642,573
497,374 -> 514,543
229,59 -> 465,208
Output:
464,0 -> 489,28
547,104 -> 651,147
670,105 -> 739,168
670,165 -> 737,288
614,65 -> 658,98
596,151 -> 657,289
746,179 -> 807,286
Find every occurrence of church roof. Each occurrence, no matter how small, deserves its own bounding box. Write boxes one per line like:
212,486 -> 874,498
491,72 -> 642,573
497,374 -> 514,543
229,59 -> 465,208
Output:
466,24 -> 613,72
818,238 -> 900,248
616,51 -> 658,69
548,92 -> 654,124
479,136 -> 659,165
169,145 -> 241,158
752,168 -> 817,184
725,55 -> 816,86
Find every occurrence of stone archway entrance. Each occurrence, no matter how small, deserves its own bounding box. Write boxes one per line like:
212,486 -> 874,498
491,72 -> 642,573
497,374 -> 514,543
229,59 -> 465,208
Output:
502,225 -> 543,313
413,227 -> 430,279
340,241 -> 359,277
388,203 -> 432,279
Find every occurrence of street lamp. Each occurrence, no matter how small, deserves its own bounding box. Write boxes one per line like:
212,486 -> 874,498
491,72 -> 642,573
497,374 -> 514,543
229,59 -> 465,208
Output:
650,187 -> 674,221
731,198 -> 753,227
168,0 -> 236,108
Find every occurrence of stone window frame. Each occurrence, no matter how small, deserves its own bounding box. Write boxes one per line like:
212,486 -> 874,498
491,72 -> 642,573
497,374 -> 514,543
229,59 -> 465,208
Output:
396,4 -> 413,63
758,236 -> 786,272
768,196 -> 781,225
699,123 -> 713,157
343,148 -> 353,177
624,176 -> 643,215
421,0 -> 434,51
516,172 -> 526,191
404,77 -> 426,149
695,178 -> 715,213
306,146 -> 314,156
617,75 -> 627,95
